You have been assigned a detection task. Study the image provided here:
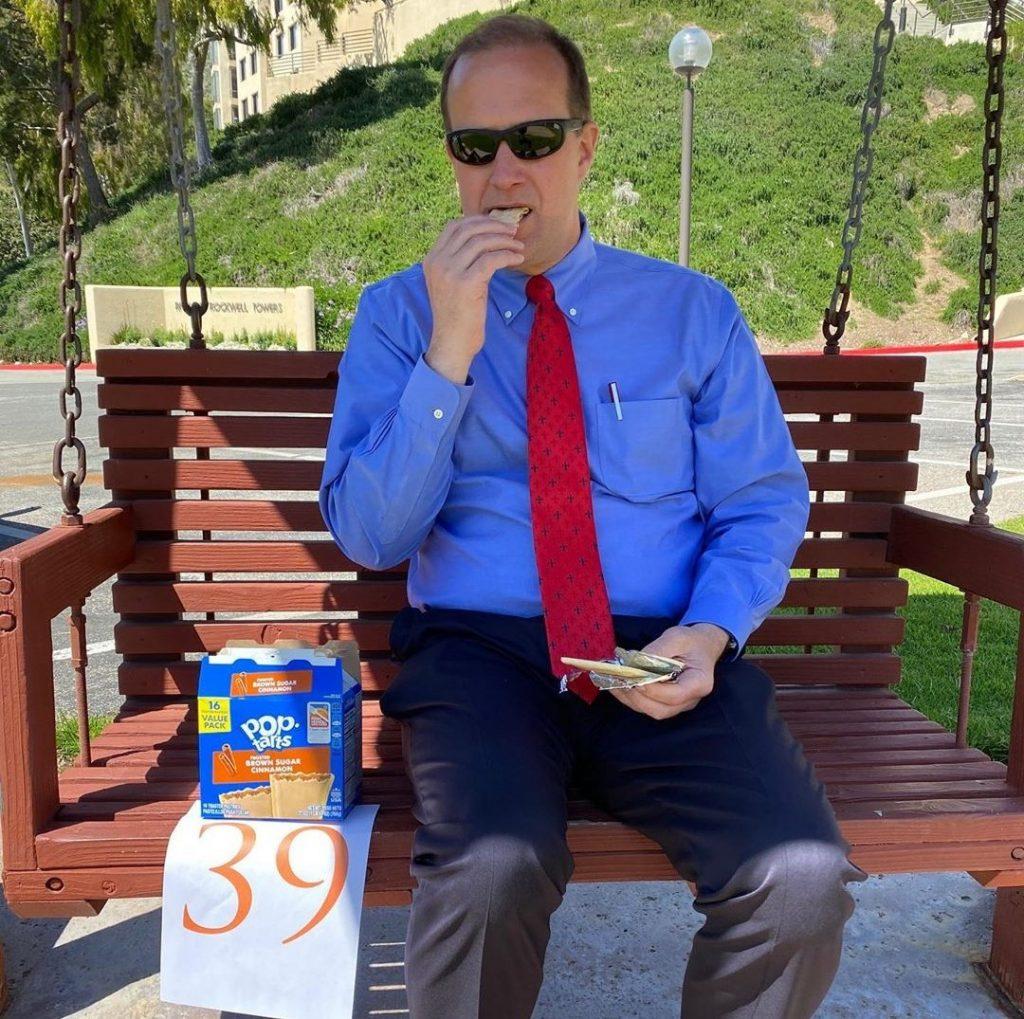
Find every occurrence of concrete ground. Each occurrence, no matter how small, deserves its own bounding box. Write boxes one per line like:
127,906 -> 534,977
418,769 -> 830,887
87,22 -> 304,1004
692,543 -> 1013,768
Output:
1,347 -> 1023,1017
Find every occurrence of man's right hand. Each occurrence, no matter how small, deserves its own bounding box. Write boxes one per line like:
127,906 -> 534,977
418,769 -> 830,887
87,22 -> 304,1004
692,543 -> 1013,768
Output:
422,215 -> 526,383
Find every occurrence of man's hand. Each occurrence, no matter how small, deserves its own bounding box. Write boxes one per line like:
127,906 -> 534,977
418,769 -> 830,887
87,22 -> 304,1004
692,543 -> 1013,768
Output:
422,215 -> 526,384
607,623 -> 730,721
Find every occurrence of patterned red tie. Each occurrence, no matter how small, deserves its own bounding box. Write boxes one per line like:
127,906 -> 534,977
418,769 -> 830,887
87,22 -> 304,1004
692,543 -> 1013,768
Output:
525,273 -> 616,704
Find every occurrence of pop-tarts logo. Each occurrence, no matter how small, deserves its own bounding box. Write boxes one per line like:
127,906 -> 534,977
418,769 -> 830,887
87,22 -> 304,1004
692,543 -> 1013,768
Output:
240,714 -> 299,751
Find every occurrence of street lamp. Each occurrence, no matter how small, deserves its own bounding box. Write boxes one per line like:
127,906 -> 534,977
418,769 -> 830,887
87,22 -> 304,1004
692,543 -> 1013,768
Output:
669,26 -> 712,267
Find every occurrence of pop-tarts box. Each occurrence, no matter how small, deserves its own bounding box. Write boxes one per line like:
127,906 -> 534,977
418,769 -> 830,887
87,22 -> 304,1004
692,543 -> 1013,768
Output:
198,640 -> 362,822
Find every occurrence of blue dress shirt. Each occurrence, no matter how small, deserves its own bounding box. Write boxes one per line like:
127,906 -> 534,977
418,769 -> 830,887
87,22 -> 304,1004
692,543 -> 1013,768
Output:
319,210 -> 810,660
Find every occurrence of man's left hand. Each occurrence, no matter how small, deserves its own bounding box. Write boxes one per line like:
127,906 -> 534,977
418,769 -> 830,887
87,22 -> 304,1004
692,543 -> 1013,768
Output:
607,623 -> 730,720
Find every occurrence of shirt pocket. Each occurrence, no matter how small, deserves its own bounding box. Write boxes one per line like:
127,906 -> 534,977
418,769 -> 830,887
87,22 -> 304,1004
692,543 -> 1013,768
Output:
594,395 -> 695,502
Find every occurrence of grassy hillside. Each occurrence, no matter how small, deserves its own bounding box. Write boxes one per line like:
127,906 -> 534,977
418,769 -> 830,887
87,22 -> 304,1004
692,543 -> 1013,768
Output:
1,0 -> 1020,361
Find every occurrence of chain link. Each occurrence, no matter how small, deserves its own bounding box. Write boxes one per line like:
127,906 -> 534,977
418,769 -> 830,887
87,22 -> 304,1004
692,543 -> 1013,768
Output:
155,0 -> 208,348
52,0 -> 86,524
821,0 -> 896,354
965,0 -> 1007,525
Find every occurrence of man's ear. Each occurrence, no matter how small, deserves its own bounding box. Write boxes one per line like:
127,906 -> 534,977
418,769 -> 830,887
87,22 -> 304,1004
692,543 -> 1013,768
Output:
578,121 -> 599,182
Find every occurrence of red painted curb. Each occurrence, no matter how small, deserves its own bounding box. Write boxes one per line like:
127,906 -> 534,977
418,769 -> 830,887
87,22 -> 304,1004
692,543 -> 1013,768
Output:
0,362 -> 96,371
844,338 -> 1024,356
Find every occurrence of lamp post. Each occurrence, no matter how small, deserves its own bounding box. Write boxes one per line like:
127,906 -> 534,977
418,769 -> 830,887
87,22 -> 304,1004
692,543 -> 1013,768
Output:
669,26 -> 712,267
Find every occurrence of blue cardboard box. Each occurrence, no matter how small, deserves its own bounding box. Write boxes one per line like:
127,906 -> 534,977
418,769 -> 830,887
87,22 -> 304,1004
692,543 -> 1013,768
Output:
197,641 -> 362,821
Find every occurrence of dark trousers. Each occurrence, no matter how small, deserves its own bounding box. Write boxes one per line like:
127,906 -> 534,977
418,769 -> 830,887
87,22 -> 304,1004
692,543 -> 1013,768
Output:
380,606 -> 869,1019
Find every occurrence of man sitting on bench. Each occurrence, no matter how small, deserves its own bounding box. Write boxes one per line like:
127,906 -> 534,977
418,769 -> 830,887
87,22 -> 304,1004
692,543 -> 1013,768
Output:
320,12 -> 868,1019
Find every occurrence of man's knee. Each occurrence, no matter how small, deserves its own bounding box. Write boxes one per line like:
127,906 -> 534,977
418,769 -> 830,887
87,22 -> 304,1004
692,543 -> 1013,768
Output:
413,825 -> 574,918
698,839 -> 867,938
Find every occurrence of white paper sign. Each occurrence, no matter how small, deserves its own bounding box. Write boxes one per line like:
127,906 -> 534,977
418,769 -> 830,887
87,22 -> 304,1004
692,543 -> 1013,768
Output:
160,800 -> 380,1018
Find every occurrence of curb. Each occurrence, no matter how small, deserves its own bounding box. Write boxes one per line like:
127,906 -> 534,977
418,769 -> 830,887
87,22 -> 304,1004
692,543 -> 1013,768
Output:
0,363 -> 97,371
843,338 -> 1024,356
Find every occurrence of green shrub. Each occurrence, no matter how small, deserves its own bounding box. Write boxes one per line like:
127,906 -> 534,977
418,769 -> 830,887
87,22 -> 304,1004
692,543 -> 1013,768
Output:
1,0 -> 1020,361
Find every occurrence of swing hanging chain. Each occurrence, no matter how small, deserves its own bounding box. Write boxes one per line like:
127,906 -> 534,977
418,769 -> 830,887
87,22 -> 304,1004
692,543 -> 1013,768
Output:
822,0 -> 896,354
52,0 -> 87,524
155,0 -> 208,349
966,0 -> 1006,526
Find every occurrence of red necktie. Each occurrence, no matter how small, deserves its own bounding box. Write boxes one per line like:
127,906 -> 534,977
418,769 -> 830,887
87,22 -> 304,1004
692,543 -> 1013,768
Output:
525,273 -> 616,704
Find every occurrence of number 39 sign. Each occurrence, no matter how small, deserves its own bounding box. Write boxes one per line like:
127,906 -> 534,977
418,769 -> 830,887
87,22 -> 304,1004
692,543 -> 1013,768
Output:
161,801 -> 380,1019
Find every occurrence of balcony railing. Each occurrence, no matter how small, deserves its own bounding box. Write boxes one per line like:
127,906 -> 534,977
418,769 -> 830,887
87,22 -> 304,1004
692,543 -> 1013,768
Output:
269,29 -> 375,76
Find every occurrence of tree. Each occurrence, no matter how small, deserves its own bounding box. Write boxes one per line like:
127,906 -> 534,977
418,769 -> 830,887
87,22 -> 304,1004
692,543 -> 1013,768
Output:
176,1 -> 373,174
0,0 -> 62,249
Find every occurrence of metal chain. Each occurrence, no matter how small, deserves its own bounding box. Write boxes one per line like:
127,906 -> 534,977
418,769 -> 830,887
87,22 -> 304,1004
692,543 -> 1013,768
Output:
966,0 -> 1006,526
155,0 -> 208,348
52,0 -> 86,524
821,0 -> 896,354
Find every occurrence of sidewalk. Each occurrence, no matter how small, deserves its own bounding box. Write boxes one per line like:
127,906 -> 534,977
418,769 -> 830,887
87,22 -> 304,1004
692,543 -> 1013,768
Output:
0,870 -> 1013,1017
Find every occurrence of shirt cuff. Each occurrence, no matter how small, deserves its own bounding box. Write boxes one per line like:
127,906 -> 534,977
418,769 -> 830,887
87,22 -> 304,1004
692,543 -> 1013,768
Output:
677,603 -> 748,663
397,351 -> 474,438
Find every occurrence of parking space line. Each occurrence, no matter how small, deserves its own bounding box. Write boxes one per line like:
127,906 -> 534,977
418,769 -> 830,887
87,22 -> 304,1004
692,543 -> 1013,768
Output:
52,640 -> 116,661
907,474 -> 1024,503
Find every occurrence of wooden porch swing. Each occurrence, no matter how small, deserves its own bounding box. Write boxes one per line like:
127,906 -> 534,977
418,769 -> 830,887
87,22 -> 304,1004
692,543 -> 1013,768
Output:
2,0 -> 1024,1009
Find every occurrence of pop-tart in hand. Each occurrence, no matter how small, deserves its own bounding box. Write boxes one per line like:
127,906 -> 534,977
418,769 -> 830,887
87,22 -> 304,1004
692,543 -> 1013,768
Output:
559,647 -> 686,692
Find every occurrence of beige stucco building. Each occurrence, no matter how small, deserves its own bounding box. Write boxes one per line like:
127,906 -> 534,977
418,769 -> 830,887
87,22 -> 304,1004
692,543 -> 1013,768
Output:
208,0 -> 512,128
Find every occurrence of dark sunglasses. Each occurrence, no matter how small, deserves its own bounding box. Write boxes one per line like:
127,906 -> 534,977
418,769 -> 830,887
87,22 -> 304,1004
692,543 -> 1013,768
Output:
446,118 -> 586,166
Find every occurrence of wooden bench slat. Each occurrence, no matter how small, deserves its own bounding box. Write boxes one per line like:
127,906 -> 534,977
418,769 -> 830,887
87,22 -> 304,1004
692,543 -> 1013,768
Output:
764,354 -> 926,384
125,498 -> 902,535
96,349 -> 341,380
114,654 -> 905,697
103,458 -> 920,493
15,840 -> 1024,907
98,384 -> 924,417
111,614 -> 906,656
110,577 -> 908,615
93,350 -> 926,385
99,383 -> 337,414
32,792 -> 1024,873
777,389 -> 924,415
98,414 -> 919,455
119,536 -> 893,576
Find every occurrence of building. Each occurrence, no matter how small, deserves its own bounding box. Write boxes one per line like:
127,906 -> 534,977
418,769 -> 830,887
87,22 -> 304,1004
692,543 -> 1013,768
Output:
208,0 -> 512,128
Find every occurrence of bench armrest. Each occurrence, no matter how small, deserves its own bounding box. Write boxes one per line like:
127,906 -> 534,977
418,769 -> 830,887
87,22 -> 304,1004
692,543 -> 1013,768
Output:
887,505 -> 1024,610
0,504 -> 135,872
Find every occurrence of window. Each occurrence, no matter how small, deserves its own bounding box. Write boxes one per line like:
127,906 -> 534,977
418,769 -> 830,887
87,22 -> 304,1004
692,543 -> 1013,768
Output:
232,104 -> 239,123
250,52 -> 257,76
276,32 -> 284,56
211,70 -> 219,100
239,59 -> 246,82
242,97 -> 248,117
289,23 -> 298,50
209,40 -> 219,62
252,93 -> 259,114
230,67 -> 238,98
274,0 -> 282,13
214,107 -> 222,130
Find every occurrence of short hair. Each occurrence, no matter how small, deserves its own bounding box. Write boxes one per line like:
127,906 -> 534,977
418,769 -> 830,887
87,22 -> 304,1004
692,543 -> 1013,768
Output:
439,14 -> 592,131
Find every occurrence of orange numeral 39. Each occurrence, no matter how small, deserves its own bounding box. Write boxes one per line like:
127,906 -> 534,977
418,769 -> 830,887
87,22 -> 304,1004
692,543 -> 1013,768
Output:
182,822 -> 349,943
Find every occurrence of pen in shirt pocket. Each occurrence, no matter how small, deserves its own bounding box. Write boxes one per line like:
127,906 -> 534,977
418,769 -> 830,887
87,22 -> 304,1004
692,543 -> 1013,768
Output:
608,381 -> 623,421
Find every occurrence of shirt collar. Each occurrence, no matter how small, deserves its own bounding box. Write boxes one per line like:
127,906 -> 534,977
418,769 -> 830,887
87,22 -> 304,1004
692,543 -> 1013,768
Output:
489,209 -> 596,327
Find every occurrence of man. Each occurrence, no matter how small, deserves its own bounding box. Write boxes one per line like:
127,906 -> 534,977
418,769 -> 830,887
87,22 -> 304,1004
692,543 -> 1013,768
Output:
319,13 -> 868,1018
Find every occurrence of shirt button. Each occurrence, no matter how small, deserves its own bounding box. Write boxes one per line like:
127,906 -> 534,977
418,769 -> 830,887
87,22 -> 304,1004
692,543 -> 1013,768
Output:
433,408 -> 444,419
569,307 -> 577,316
504,310 -> 512,319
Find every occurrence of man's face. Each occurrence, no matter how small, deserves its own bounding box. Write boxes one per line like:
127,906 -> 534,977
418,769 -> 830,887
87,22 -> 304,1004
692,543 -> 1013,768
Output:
444,43 -> 599,275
